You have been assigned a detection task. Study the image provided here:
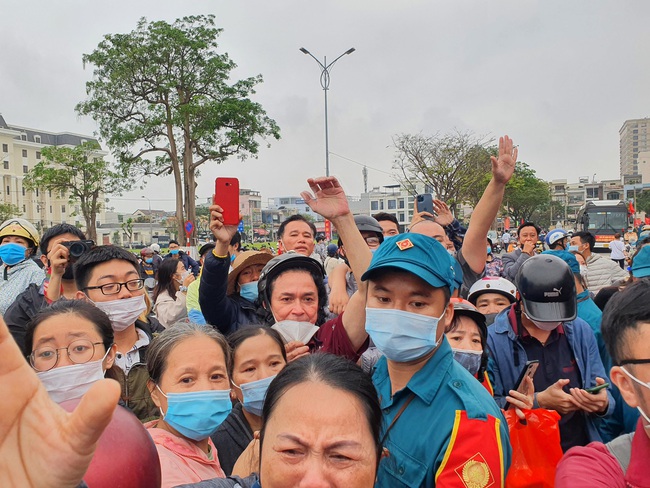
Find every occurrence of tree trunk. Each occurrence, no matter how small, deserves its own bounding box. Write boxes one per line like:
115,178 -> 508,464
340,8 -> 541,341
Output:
182,116 -> 196,246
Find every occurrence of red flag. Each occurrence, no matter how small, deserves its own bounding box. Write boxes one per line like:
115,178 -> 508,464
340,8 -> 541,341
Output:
629,201 -> 635,215
645,217 -> 650,225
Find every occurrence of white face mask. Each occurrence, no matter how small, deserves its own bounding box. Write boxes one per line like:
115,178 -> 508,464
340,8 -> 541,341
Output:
36,352 -> 108,404
621,367 -> 650,430
93,295 -> 147,332
272,320 -> 319,344
524,312 -> 562,331
579,265 -> 588,278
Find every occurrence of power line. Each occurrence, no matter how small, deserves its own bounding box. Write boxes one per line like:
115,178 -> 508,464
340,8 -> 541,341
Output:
328,151 -> 394,176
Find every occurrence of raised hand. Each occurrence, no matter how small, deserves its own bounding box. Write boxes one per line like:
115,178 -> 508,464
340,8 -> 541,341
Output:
209,204 -> 242,244
433,199 -> 454,227
490,135 -> 517,186
301,177 -> 350,221
0,315 -> 120,487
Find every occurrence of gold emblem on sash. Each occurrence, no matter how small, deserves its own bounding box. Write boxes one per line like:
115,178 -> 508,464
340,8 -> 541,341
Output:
454,453 -> 494,488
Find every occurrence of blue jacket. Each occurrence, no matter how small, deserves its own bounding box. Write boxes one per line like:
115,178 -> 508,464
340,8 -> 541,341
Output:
577,290 -> 611,371
164,252 -> 200,277
487,307 -> 614,443
198,251 -> 265,335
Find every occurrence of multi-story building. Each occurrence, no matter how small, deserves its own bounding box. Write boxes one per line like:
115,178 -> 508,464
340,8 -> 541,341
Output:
620,118 -> 650,177
268,195 -> 324,222
0,114 -> 106,233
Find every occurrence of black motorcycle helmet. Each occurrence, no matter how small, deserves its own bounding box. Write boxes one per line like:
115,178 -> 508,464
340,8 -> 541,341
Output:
353,215 -> 384,243
515,254 -> 577,322
257,251 -> 325,313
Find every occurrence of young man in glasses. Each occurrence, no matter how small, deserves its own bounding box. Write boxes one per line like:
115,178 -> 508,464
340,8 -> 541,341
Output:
74,246 -> 164,421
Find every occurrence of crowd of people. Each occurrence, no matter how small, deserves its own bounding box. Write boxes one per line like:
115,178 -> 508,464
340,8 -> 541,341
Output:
1,134 -> 649,487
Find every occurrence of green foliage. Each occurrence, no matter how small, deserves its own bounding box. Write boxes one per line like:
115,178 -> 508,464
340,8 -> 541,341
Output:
392,131 -> 494,209
23,142 -> 125,242
121,218 -> 134,247
0,203 -> 22,222
76,15 -> 280,240
503,162 -> 551,224
635,190 -> 650,215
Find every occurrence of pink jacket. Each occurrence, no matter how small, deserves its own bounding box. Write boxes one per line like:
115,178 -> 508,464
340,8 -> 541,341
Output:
145,421 -> 225,488
555,419 -> 650,488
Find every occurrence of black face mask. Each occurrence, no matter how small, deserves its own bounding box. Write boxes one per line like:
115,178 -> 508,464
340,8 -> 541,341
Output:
484,313 -> 498,326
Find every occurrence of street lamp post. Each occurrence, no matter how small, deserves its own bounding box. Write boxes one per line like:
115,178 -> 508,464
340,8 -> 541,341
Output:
299,47 -> 355,177
142,196 -> 153,245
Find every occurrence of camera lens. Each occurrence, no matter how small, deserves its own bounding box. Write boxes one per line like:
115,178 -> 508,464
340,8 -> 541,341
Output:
69,242 -> 84,258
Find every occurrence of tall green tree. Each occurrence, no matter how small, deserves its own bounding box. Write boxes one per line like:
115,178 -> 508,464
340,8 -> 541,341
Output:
23,142 -> 123,242
503,162 -> 551,224
392,131 -> 494,209
0,203 -> 21,223
76,15 -> 280,241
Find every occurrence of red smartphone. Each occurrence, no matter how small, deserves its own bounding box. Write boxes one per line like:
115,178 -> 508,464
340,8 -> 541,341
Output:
214,177 -> 240,226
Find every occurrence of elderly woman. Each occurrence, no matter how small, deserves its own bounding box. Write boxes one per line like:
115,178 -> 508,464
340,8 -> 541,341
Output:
145,323 -> 231,487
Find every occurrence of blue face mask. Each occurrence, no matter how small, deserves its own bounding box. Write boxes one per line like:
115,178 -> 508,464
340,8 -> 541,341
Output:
170,249 -> 180,255
365,308 -> 445,362
232,374 -> 276,417
486,245 -> 492,255
145,258 -> 153,264
230,254 -> 236,263
239,281 -> 259,303
452,348 -> 483,376
157,387 -> 232,441
567,245 -> 579,253
0,242 -> 27,266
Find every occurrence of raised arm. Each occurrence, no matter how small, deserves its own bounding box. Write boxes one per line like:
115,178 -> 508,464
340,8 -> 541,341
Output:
302,177 -> 372,349
0,314 -> 120,487
462,135 -> 517,273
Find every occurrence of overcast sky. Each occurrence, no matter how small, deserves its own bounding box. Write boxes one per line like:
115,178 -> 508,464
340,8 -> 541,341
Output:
2,0 -> 649,213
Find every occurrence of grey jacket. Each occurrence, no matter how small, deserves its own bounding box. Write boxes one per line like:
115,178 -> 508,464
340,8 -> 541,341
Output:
501,248 -> 531,282
585,253 -> 628,293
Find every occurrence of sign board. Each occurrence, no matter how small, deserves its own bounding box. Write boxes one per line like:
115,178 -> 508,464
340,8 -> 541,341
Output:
324,220 -> 332,240
237,221 -> 244,233
185,221 -> 194,234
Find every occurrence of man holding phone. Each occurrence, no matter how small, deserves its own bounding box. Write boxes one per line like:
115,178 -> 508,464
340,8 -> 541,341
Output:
488,254 -> 614,452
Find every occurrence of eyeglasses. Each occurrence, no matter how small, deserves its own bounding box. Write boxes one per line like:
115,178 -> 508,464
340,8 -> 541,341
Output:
364,236 -> 381,246
30,339 -> 105,372
619,358 -> 650,366
83,278 -> 145,295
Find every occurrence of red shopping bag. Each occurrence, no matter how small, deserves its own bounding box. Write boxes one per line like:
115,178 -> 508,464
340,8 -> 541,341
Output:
504,408 -> 563,488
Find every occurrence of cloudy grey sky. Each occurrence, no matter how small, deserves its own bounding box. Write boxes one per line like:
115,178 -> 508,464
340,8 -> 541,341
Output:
2,0 -> 649,213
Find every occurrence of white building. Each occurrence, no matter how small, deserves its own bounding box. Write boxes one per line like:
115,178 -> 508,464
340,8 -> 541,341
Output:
0,114 -> 107,233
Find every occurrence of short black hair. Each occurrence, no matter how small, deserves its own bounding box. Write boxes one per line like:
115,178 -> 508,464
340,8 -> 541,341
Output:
267,267 -> 328,326
229,232 -> 242,251
25,299 -> 114,356
602,279 -> 650,366
372,212 -> 399,227
517,221 -> 541,237
260,353 -> 382,465
199,242 -> 216,257
40,224 -> 86,255
278,215 -> 317,240
73,245 -> 140,291
572,231 -> 595,252
169,239 -> 180,246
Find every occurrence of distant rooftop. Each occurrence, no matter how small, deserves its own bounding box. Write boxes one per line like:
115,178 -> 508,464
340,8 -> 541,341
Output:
0,113 -> 100,147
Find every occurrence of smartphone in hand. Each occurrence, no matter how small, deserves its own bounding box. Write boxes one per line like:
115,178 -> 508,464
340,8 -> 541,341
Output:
505,360 -> 539,410
416,194 -> 434,215
215,177 -> 240,226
